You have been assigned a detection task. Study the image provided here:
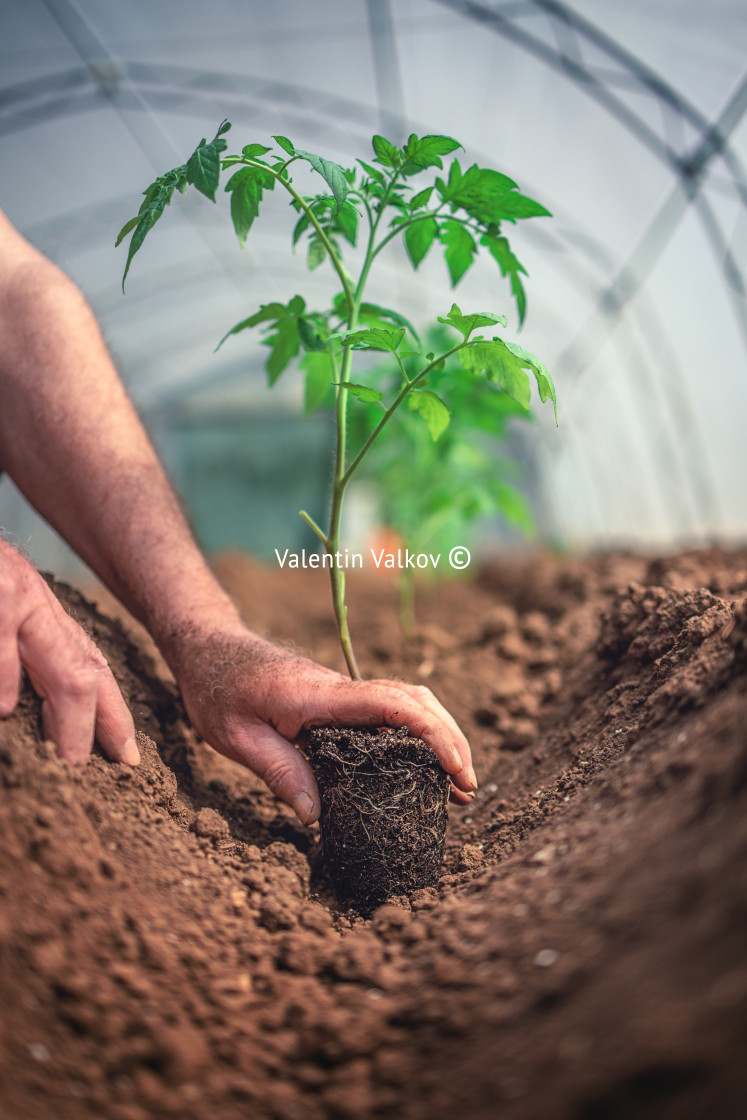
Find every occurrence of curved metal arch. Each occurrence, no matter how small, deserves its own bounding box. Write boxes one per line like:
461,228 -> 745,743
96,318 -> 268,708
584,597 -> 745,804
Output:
0,61 -> 387,144
431,0 -> 747,197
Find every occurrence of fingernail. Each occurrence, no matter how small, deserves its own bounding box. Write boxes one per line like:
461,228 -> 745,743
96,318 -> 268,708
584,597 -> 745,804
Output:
292,791 -> 316,826
122,737 -> 140,766
466,764 -> 478,790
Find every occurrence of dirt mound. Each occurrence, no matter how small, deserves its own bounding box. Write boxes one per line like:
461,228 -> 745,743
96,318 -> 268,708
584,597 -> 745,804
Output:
1,549 -> 746,1119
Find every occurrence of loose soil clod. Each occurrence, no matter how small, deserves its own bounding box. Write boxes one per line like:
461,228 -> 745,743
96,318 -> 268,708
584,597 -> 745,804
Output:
306,725 -> 449,912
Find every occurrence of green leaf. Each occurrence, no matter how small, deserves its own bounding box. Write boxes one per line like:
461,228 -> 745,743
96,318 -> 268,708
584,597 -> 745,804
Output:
372,135 -> 400,169
224,165 -> 275,246
400,134 -> 462,175
217,302 -> 291,350
242,143 -> 271,159
265,317 -> 301,384
459,340 -> 532,409
273,135 -> 295,156
298,316 -> 326,351
437,303 -> 508,339
493,192 -> 551,221
307,237 -> 327,270
185,126 -> 229,202
504,341 -> 558,423
118,123 -> 233,288
335,200 -> 359,246
293,211 -> 311,246
119,167 -> 185,291
120,211 -> 156,292
481,233 -> 528,324
410,186 -> 434,209
405,217 -> 439,268
301,351 -> 334,414
460,339 -> 557,422
114,214 -> 140,247
357,158 -> 386,186
343,383 -> 384,404
440,221 -> 477,286
214,295 -> 307,386
343,327 -> 406,353
407,390 -> 451,440
295,149 -> 348,212
443,164 -> 518,224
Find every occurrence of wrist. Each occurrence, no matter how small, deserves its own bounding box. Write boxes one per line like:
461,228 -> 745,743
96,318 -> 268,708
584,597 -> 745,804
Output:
155,610 -> 273,689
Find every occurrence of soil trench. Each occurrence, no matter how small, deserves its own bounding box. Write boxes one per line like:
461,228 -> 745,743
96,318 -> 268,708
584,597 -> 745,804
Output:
1,548 -> 746,1120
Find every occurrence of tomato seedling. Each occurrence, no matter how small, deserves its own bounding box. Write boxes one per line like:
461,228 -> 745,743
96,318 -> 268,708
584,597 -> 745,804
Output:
117,121 -> 556,678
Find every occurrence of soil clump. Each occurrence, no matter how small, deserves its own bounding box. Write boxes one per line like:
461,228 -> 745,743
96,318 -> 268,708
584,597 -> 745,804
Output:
0,547 -> 746,1119
306,725 -> 449,912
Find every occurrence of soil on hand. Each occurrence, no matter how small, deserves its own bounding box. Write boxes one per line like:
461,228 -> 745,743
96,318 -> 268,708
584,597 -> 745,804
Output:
306,725 -> 449,912
1,548 -> 747,1120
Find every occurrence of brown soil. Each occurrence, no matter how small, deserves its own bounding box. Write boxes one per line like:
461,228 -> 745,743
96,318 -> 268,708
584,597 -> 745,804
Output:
1,548 -> 747,1120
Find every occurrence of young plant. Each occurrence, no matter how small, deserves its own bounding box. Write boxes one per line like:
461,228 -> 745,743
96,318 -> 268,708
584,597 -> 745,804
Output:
116,121 -> 556,680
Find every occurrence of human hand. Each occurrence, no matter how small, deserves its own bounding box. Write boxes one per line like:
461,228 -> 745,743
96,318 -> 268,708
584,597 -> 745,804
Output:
169,625 -> 477,825
0,541 -> 138,765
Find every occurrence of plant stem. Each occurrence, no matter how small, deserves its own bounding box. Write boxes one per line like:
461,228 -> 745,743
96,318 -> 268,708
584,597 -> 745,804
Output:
327,333 -> 361,679
319,169 -> 435,671
242,158 -> 364,677
342,341 -> 469,488
318,167 -> 404,679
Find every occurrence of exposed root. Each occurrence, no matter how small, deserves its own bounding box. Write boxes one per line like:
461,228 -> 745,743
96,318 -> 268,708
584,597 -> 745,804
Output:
306,725 -> 449,912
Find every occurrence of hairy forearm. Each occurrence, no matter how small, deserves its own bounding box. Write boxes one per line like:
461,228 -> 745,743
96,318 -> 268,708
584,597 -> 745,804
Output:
0,230 -> 242,659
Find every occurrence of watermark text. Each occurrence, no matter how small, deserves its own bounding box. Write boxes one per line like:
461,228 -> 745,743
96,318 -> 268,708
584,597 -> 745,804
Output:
274,547 -> 471,571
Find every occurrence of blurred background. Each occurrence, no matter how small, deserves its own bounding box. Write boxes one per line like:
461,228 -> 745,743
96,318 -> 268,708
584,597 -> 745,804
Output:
1,0 -> 746,577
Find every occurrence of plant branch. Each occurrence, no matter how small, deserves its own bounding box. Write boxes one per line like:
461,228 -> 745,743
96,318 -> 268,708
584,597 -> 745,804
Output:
299,509 -> 329,547
371,208 -> 482,261
242,158 -> 356,317
395,352 -> 411,384
342,340 -> 471,487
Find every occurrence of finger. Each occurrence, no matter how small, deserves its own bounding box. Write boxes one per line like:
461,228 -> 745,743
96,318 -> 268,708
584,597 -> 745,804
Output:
449,785 -> 475,806
0,635 -> 23,717
93,670 -> 139,765
18,604 -> 97,766
389,681 -> 476,786
300,679 -> 475,789
220,719 -> 320,825
41,589 -> 138,766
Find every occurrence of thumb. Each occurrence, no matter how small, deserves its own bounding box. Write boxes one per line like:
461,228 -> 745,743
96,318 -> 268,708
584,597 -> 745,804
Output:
222,721 -> 321,825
